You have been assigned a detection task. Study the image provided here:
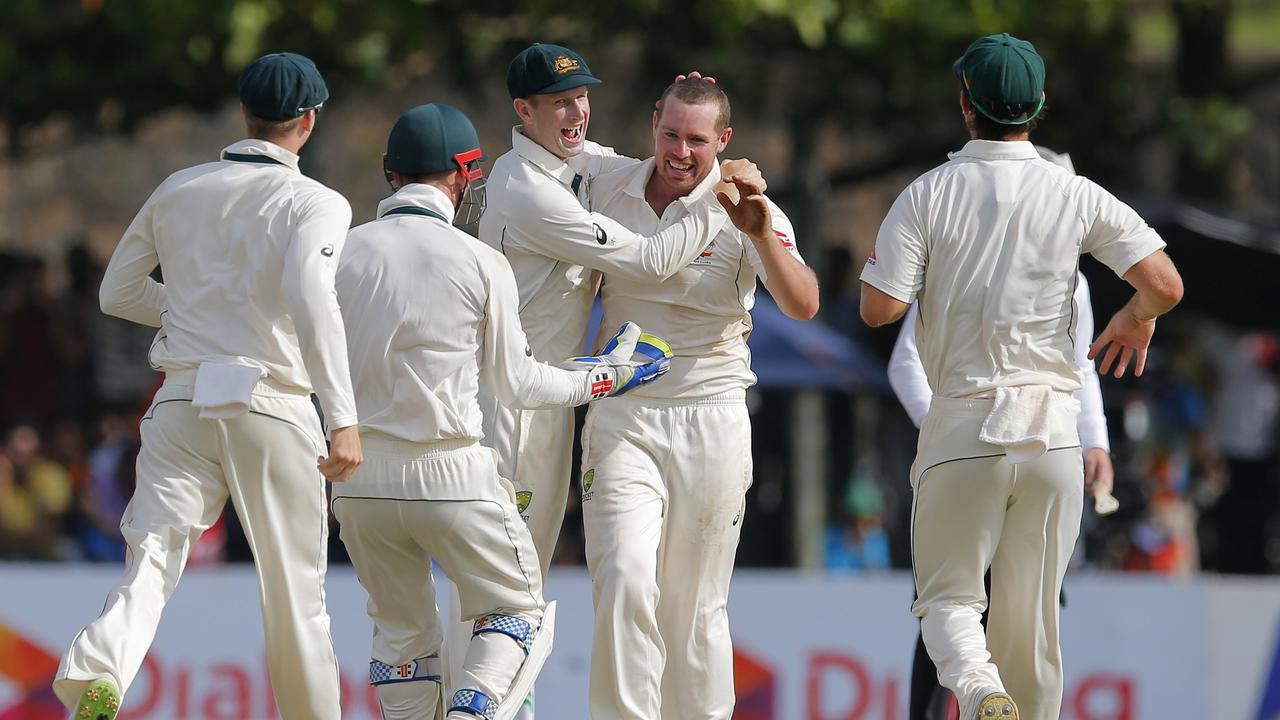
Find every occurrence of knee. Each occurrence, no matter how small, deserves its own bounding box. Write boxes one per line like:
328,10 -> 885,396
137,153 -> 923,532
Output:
590,547 -> 658,605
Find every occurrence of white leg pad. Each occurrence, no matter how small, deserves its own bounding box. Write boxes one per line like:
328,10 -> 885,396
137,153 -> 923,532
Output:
494,601 -> 555,720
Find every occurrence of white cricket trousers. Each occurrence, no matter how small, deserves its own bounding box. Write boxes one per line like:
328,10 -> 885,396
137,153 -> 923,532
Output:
332,436 -> 545,719
581,391 -> 752,720
53,376 -> 341,719
910,396 -> 1084,720
444,401 -> 574,717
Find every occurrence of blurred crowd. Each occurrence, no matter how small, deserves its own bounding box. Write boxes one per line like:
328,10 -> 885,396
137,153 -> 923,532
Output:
2,245 -> 1277,576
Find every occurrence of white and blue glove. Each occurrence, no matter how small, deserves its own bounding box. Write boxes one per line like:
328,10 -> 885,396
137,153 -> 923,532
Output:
561,322 -> 673,401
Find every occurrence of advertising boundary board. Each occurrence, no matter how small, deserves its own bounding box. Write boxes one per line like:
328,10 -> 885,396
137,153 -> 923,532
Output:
0,565 -> 1273,719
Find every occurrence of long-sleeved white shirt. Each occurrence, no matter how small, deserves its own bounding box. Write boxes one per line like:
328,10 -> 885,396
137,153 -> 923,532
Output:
334,184 -> 592,445
478,127 -> 730,362
889,273 -> 1110,451
589,158 -> 805,400
862,140 -> 1166,399
99,139 -> 358,428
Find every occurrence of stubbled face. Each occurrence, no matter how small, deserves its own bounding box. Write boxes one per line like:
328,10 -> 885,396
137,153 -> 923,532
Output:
651,97 -> 730,195
518,86 -> 591,159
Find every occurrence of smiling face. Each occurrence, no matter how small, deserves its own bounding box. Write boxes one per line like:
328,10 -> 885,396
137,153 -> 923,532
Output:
651,96 -> 731,196
514,86 -> 591,159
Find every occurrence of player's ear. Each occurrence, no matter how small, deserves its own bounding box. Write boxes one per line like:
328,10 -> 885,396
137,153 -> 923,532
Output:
959,91 -> 973,116
513,97 -> 532,123
717,126 -> 732,153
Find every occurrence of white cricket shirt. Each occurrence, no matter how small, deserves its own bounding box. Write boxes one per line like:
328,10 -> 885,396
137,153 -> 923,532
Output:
889,274 -> 1111,451
99,139 -> 358,428
479,127 -> 730,362
335,184 -> 591,445
590,158 -> 805,400
862,139 -> 1166,399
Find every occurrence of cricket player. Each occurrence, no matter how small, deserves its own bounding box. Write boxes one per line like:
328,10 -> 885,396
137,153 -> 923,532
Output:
460,43 -> 762,717
860,34 -> 1183,720
582,78 -> 818,720
54,52 -> 362,720
332,103 -> 672,720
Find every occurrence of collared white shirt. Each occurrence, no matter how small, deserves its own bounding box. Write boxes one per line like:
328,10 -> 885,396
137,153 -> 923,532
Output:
862,139 -> 1165,399
99,138 -> 358,428
335,183 -> 590,445
889,274 -> 1111,451
478,127 -> 729,362
589,158 -> 805,400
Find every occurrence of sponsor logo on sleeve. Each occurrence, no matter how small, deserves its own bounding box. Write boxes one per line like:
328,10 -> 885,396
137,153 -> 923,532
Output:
321,244 -> 335,257
593,223 -> 608,245
865,247 -> 877,266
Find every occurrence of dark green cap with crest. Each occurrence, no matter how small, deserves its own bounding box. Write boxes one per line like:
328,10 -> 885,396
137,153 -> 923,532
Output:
238,52 -> 329,121
953,33 -> 1046,125
385,103 -> 485,176
507,43 -> 601,99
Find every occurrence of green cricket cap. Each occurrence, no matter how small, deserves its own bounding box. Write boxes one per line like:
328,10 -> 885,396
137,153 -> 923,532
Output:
385,103 -> 486,176
238,52 -> 329,121
953,33 -> 1046,125
507,43 -> 601,99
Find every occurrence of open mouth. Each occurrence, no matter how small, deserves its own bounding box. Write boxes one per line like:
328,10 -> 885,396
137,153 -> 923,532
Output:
666,159 -> 694,177
561,126 -> 583,143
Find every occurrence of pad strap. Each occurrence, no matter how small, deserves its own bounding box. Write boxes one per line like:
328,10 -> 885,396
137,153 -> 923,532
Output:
369,654 -> 443,685
449,688 -> 497,719
472,613 -> 535,651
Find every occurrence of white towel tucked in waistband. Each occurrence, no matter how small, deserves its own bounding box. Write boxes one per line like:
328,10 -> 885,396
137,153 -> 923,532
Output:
192,362 -> 266,419
978,385 -> 1055,464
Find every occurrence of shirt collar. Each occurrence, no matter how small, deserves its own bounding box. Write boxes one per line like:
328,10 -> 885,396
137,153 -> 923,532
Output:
511,126 -> 578,186
948,139 -> 1041,162
622,157 -> 723,208
376,183 -> 456,221
221,139 -> 302,172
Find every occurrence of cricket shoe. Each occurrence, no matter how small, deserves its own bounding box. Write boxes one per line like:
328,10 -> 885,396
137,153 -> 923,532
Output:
70,677 -> 121,720
976,691 -> 1017,719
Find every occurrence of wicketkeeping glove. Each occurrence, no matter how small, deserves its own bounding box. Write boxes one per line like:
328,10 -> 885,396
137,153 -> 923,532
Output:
560,322 -> 674,401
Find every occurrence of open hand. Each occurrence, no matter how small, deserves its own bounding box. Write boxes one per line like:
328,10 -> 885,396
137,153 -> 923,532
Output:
1089,304 -> 1156,378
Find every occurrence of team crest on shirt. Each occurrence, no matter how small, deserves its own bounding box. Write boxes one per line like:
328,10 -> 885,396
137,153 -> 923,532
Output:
581,469 -> 595,501
553,56 -> 580,74
516,490 -> 533,517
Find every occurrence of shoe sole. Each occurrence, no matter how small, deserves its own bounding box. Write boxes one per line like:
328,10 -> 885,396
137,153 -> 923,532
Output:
977,692 -> 1018,719
72,679 -> 120,720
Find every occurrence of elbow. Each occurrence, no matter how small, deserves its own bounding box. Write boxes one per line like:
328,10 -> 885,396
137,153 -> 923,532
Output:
99,284 -> 125,317
1162,273 -> 1185,310
860,305 -> 891,328
786,295 -> 820,321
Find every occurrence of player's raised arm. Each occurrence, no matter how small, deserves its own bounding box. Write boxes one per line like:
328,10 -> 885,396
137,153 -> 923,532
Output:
719,175 -> 819,320
509,160 -> 773,282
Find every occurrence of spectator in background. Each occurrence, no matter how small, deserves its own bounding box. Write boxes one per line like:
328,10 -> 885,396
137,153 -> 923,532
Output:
0,424 -> 74,560
824,471 -> 892,572
1202,326 -> 1279,573
0,256 -> 74,426
78,413 -> 138,562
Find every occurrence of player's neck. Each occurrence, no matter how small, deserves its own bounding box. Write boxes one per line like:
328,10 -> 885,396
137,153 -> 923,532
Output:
644,172 -> 687,217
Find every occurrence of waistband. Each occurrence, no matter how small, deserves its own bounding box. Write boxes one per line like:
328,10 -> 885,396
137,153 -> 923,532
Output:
359,433 -> 479,460
162,369 -> 312,398
614,389 -> 746,407
929,390 -> 1076,413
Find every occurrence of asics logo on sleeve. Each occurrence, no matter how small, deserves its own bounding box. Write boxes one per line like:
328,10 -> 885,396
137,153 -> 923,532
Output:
321,245 -> 335,257
593,224 -> 608,245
